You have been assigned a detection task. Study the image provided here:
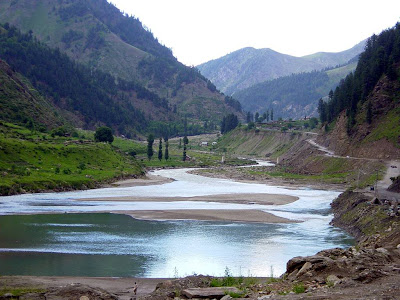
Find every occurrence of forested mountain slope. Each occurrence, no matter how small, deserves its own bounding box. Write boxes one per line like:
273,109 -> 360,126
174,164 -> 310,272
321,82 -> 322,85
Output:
234,62 -> 357,119
0,0 -> 242,127
197,41 -> 365,95
318,23 -> 400,159
0,24 -> 155,136
0,59 -> 64,130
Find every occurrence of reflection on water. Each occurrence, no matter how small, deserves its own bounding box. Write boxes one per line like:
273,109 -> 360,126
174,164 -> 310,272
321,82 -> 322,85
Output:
0,164 -> 354,277
0,213 -> 353,277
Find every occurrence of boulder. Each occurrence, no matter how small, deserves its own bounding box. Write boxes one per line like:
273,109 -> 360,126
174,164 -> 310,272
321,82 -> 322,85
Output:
182,287 -> 241,299
326,274 -> 341,286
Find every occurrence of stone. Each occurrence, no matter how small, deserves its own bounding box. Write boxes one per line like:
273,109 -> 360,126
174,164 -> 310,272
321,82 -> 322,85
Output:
376,247 -> 390,256
221,295 -> 233,300
182,287 -> 241,299
297,261 -> 312,277
326,274 -> 341,286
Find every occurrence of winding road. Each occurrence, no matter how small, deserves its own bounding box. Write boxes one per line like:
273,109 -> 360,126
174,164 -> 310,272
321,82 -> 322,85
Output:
306,136 -> 400,201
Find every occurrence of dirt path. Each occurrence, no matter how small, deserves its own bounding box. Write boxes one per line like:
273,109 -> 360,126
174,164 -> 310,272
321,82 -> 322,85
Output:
307,136 -> 399,200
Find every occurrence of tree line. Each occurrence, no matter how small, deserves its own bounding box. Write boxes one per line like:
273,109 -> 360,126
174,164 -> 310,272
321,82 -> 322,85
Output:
318,23 -> 400,131
0,23 -> 176,135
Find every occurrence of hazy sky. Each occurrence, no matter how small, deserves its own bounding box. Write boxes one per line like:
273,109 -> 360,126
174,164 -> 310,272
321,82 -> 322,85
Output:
109,0 -> 400,66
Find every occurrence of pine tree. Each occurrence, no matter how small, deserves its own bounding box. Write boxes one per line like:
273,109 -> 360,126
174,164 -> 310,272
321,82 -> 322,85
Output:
147,134 -> 154,160
158,137 -> 162,161
183,135 -> 189,145
183,144 -> 187,161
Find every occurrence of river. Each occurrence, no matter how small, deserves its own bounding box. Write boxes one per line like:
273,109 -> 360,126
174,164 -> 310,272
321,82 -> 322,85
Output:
0,164 -> 354,277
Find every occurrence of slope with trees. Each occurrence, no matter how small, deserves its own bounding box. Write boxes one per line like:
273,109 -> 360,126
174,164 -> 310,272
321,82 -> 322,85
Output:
0,0 -> 243,124
233,62 -> 357,120
318,23 -> 400,159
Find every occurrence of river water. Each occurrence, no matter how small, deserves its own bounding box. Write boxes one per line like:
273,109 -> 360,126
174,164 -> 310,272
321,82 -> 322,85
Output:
0,164 -> 354,277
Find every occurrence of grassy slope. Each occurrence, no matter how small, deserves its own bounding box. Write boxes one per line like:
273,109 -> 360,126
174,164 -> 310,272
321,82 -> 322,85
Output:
0,59 -> 64,129
0,123 -> 144,195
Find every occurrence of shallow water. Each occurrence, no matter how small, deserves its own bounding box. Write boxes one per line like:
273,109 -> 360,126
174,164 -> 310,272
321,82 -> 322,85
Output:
0,164 -> 354,277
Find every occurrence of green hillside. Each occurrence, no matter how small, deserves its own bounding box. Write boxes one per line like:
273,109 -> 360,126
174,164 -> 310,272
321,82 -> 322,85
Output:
0,0 -> 243,125
233,62 -> 357,120
0,122 -> 144,195
0,59 -> 64,130
318,23 -> 400,159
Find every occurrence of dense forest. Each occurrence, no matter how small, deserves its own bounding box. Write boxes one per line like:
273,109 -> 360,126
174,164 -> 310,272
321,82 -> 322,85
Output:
234,57 -> 358,119
318,23 -> 400,130
234,68 -> 342,119
0,0 -> 243,134
0,23 -> 173,134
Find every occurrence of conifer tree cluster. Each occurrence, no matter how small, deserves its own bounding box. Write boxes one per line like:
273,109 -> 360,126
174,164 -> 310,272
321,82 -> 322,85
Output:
221,114 -> 239,134
318,23 -> 400,131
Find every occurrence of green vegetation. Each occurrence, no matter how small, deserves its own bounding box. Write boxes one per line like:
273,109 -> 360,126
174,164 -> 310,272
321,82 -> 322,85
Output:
209,267 -> 259,298
220,113 -> 239,134
235,70 -> 335,120
94,126 -> 114,143
362,107 -> 400,147
0,0 -> 243,134
0,23 -> 150,135
292,282 -> 306,294
319,23 -> 400,129
0,287 -> 45,297
0,122 -> 143,195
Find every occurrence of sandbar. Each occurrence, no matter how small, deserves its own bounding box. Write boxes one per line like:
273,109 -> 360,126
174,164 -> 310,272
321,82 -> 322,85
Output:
80,193 -> 298,206
117,209 -> 297,223
80,193 -> 299,223
110,174 -> 174,187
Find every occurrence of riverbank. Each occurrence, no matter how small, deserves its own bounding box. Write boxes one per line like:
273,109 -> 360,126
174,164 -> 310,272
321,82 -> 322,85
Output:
190,166 -> 348,191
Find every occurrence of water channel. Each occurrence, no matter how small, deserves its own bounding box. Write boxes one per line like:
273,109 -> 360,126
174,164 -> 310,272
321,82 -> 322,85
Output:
0,164 -> 354,277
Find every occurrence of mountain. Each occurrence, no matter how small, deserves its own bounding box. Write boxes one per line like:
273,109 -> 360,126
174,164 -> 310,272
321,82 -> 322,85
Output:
197,41 -> 366,95
0,0 -> 243,131
0,59 -> 64,130
233,61 -> 358,119
318,23 -> 400,159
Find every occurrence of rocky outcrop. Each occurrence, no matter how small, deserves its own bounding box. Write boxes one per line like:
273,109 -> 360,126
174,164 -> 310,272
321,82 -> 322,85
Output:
286,246 -> 400,285
284,190 -> 400,290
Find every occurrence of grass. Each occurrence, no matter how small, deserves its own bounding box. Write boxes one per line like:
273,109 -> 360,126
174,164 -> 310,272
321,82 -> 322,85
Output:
248,169 -> 349,184
362,107 -> 400,147
0,287 -> 45,297
0,122 -> 144,195
292,282 -> 305,294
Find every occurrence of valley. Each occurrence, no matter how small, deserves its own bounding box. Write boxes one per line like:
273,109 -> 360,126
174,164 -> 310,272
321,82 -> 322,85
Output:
0,1 -> 400,299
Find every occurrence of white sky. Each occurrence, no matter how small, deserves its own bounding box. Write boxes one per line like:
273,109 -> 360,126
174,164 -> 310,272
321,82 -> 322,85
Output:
108,0 -> 400,66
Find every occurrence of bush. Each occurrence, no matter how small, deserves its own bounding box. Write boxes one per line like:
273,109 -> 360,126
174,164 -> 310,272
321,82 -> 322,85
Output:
94,126 -> 114,143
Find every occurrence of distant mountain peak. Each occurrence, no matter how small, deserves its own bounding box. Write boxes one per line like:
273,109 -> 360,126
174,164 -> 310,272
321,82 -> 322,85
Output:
197,40 -> 366,95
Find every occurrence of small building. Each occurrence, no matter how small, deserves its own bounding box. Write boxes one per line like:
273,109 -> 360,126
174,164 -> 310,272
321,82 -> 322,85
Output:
200,142 -> 209,147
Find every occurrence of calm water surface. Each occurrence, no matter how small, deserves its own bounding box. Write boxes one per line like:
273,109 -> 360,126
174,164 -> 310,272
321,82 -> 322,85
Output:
0,165 -> 354,277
